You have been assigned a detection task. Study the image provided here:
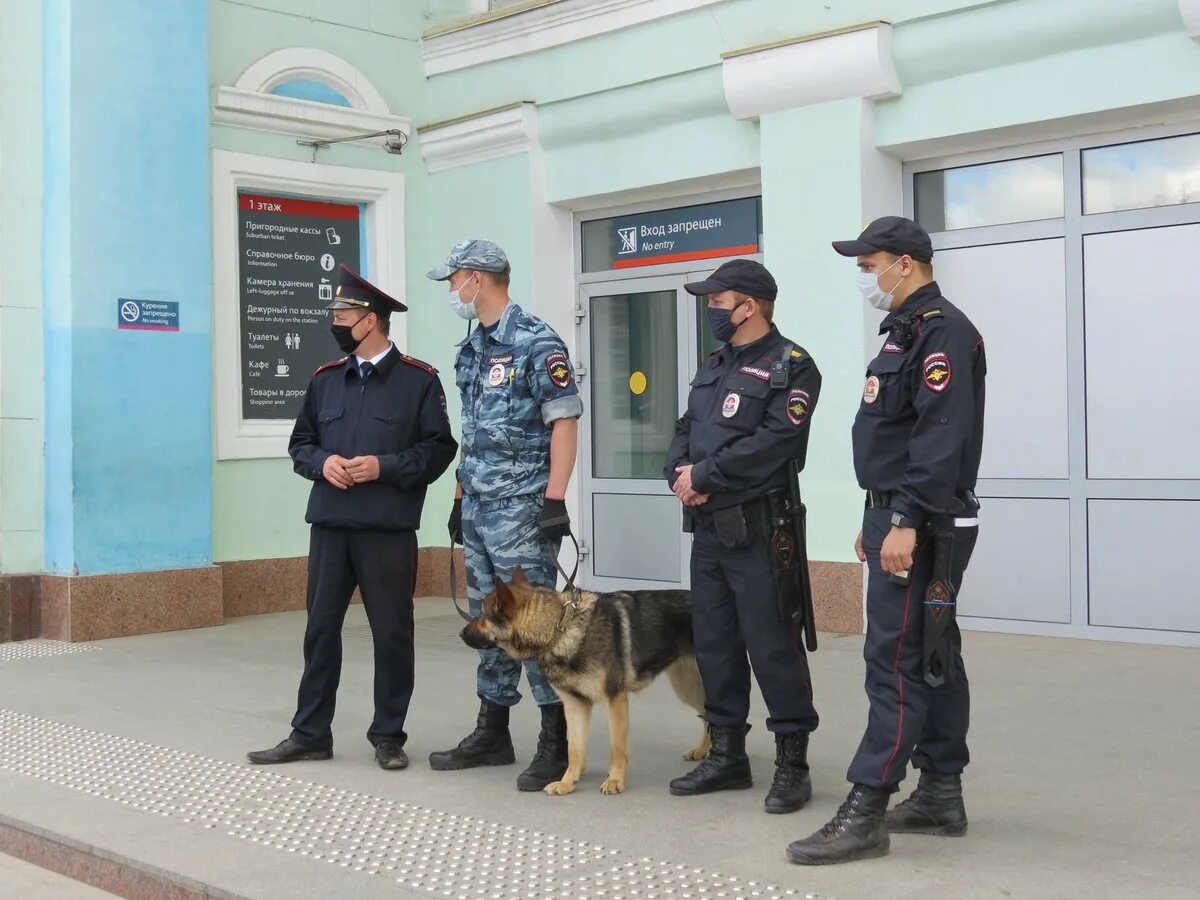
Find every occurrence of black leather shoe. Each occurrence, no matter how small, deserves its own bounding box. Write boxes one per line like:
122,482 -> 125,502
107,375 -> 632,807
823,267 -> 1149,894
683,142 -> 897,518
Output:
669,724 -> 753,796
786,784 -> 891,866
429,700 -> 516,771
375,741 -> 409,770
764,732 -> 813,814
885,771 -> 967,836
516,704 -> 568,792
246,738 -> 332,765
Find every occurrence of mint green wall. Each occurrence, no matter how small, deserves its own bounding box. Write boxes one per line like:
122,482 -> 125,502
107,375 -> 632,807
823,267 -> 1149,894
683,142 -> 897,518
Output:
0,0 -> 44,574
209,0 -> 443,563
760,100 -> 876,564
210,0 -> 1200,569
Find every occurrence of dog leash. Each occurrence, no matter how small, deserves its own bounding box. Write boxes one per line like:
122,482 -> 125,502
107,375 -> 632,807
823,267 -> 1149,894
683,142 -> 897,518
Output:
447,526 -> 583,627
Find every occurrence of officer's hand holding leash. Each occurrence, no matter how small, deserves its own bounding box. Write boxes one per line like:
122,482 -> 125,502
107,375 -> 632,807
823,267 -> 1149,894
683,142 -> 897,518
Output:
447,498 -> 463,544
537,497 -> 572,541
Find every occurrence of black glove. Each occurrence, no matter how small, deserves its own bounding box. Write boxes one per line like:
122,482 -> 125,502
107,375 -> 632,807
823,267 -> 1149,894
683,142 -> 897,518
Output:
538,498 -> 571,541
448,499 -> 463,544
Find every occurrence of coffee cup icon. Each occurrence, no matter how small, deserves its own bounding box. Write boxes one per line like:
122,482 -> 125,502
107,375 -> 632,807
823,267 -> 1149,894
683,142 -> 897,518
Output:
276,362 -> 290,377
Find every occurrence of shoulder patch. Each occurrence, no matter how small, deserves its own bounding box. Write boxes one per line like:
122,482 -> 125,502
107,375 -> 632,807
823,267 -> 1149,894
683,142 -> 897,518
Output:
545,352 -> 572,389
400,354 -> 438,376
922,351 -> 951,392
313,357 -> 349,375
786,389 -> 811,426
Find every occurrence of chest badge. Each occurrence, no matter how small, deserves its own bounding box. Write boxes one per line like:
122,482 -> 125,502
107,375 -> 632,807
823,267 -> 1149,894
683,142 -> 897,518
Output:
863,375 -> 881,405
488,363 -> 506,387
722,392 -> 740,418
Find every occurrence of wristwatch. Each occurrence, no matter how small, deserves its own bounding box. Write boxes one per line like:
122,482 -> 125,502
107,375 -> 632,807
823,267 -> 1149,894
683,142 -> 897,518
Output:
890,512 -> 918,530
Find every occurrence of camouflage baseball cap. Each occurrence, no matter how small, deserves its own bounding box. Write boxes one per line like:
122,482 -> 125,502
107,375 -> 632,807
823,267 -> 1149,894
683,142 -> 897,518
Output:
425,239 -> 510,281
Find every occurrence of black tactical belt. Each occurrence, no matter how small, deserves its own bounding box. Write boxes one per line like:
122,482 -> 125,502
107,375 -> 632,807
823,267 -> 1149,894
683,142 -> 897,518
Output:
865,490 -> 898,509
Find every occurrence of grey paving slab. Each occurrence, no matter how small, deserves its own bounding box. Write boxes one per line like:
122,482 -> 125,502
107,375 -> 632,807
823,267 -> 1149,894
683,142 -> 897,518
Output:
0,600 -> 1198,899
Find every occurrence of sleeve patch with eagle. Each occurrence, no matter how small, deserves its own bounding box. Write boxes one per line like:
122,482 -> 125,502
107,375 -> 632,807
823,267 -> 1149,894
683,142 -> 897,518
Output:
787,389 -> 810,426
546,352 -> 572,389
923,351 -> 951,392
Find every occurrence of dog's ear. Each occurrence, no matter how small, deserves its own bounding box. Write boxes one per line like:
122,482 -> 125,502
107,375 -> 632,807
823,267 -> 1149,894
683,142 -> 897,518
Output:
493,576 -> 518,621
510,566 -> 530,587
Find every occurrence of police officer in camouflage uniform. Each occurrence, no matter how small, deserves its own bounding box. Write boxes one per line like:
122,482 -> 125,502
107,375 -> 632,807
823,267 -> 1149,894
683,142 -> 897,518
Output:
788,217 -> 986,866
425,240 -> 584,791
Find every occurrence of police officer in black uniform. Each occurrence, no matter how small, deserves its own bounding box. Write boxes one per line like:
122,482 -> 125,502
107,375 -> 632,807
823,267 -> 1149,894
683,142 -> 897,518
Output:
664,259 -> 822,814
248,265 -> 458,771
788,217 -> 986,865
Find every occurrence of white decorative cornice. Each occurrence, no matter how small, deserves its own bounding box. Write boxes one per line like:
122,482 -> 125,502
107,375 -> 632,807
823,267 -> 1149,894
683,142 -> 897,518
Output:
213,88 -> 411,147
417,103 -> 536,173
214,48 -> 410,148
422,0 -> 725,76
1181,0 -> 1200,39
722,22 -> 901,121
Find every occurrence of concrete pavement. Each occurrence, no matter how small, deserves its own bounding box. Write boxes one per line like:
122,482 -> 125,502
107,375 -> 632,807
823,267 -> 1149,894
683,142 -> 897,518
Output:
1,600 -> 1198,899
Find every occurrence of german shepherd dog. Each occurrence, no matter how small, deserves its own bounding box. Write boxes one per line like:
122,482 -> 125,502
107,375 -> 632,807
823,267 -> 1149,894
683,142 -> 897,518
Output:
460,567 -> 710,796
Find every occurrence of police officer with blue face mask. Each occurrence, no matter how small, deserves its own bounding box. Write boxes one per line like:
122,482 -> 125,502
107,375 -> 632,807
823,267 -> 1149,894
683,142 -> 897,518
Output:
425,239 -> 583,792
664,259 -> 823,815
787,217 -> 986,866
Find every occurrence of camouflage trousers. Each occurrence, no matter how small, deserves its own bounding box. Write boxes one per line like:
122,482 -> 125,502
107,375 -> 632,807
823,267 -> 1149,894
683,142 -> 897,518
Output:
462,494 -> 562,708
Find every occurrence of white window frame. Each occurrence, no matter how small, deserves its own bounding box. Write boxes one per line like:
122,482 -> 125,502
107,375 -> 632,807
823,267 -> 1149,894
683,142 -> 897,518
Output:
211,150 -> 405,460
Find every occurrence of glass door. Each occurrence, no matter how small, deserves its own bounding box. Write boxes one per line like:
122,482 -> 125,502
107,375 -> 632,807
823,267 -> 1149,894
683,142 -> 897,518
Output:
578,275 -> 692,592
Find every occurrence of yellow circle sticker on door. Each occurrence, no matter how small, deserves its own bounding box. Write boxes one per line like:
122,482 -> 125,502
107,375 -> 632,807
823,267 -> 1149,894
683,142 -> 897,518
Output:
629,371 -> 648,396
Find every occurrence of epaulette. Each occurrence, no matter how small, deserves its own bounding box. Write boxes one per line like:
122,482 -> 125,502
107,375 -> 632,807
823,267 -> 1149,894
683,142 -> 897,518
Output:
790,349 -> 804,360
400,354 -> 438,376
920,308 -> 943,320
313,357 -> 349,375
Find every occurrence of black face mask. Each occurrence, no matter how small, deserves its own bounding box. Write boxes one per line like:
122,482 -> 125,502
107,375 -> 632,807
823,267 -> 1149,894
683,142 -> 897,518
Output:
330,314 -> 368,354
707,302 -> 747,344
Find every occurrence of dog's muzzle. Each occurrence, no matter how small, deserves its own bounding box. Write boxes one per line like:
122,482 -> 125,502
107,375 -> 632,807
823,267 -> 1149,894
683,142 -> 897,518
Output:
460,621 -> 497,651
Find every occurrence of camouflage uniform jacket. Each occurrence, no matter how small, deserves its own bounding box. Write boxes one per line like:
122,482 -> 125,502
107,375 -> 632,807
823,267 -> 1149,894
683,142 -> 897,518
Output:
454,302 -> 583,501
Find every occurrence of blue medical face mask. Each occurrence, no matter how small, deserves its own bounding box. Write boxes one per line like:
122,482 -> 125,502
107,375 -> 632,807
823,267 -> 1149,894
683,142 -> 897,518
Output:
448,275 -> 480,320
707,301 -> 748,343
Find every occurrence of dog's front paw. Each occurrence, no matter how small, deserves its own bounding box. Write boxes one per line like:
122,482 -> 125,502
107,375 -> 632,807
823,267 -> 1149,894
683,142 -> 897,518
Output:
600,776 -> 626,795
544,780 -> 577,796
683,746 -> 709,761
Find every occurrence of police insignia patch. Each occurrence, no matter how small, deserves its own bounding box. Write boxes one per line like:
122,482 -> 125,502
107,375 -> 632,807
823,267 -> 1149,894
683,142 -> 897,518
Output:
863,375 -> 880,405
546,352 -> 571,389
722,392 -> 740,417
787,389 -> 809,426
923,352 -> 951,392
882,340 -> 905,354
488,363 -> 506,387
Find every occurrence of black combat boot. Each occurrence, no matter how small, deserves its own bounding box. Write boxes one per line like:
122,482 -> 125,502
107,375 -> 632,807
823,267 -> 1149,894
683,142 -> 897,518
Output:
669,724 -> 753,796
885,771 -> 968,836
516,704 -> 569,791
764,732 -> 812,814
786,784 -> 891,865
428,700 -> 516,770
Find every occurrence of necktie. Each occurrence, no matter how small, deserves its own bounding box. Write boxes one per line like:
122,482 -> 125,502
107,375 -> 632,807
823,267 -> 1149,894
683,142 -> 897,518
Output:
359,361 -> 374,381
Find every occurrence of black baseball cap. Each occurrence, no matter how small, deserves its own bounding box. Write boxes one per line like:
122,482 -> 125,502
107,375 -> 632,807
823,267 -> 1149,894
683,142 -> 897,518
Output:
832,216 -> 934,263
683,259 -> 778,302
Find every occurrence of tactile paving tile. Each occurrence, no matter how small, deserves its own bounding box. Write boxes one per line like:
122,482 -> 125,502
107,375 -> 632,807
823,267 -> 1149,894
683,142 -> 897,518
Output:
0,639 -> 98,662
0,709 -> 819,899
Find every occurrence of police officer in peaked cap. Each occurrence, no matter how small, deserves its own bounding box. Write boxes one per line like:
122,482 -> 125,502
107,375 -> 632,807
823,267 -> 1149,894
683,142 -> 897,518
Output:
787,217 -> 986,865
665,258 -> 823,814
248,264 -> 458,771
425,239 -> 584,792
